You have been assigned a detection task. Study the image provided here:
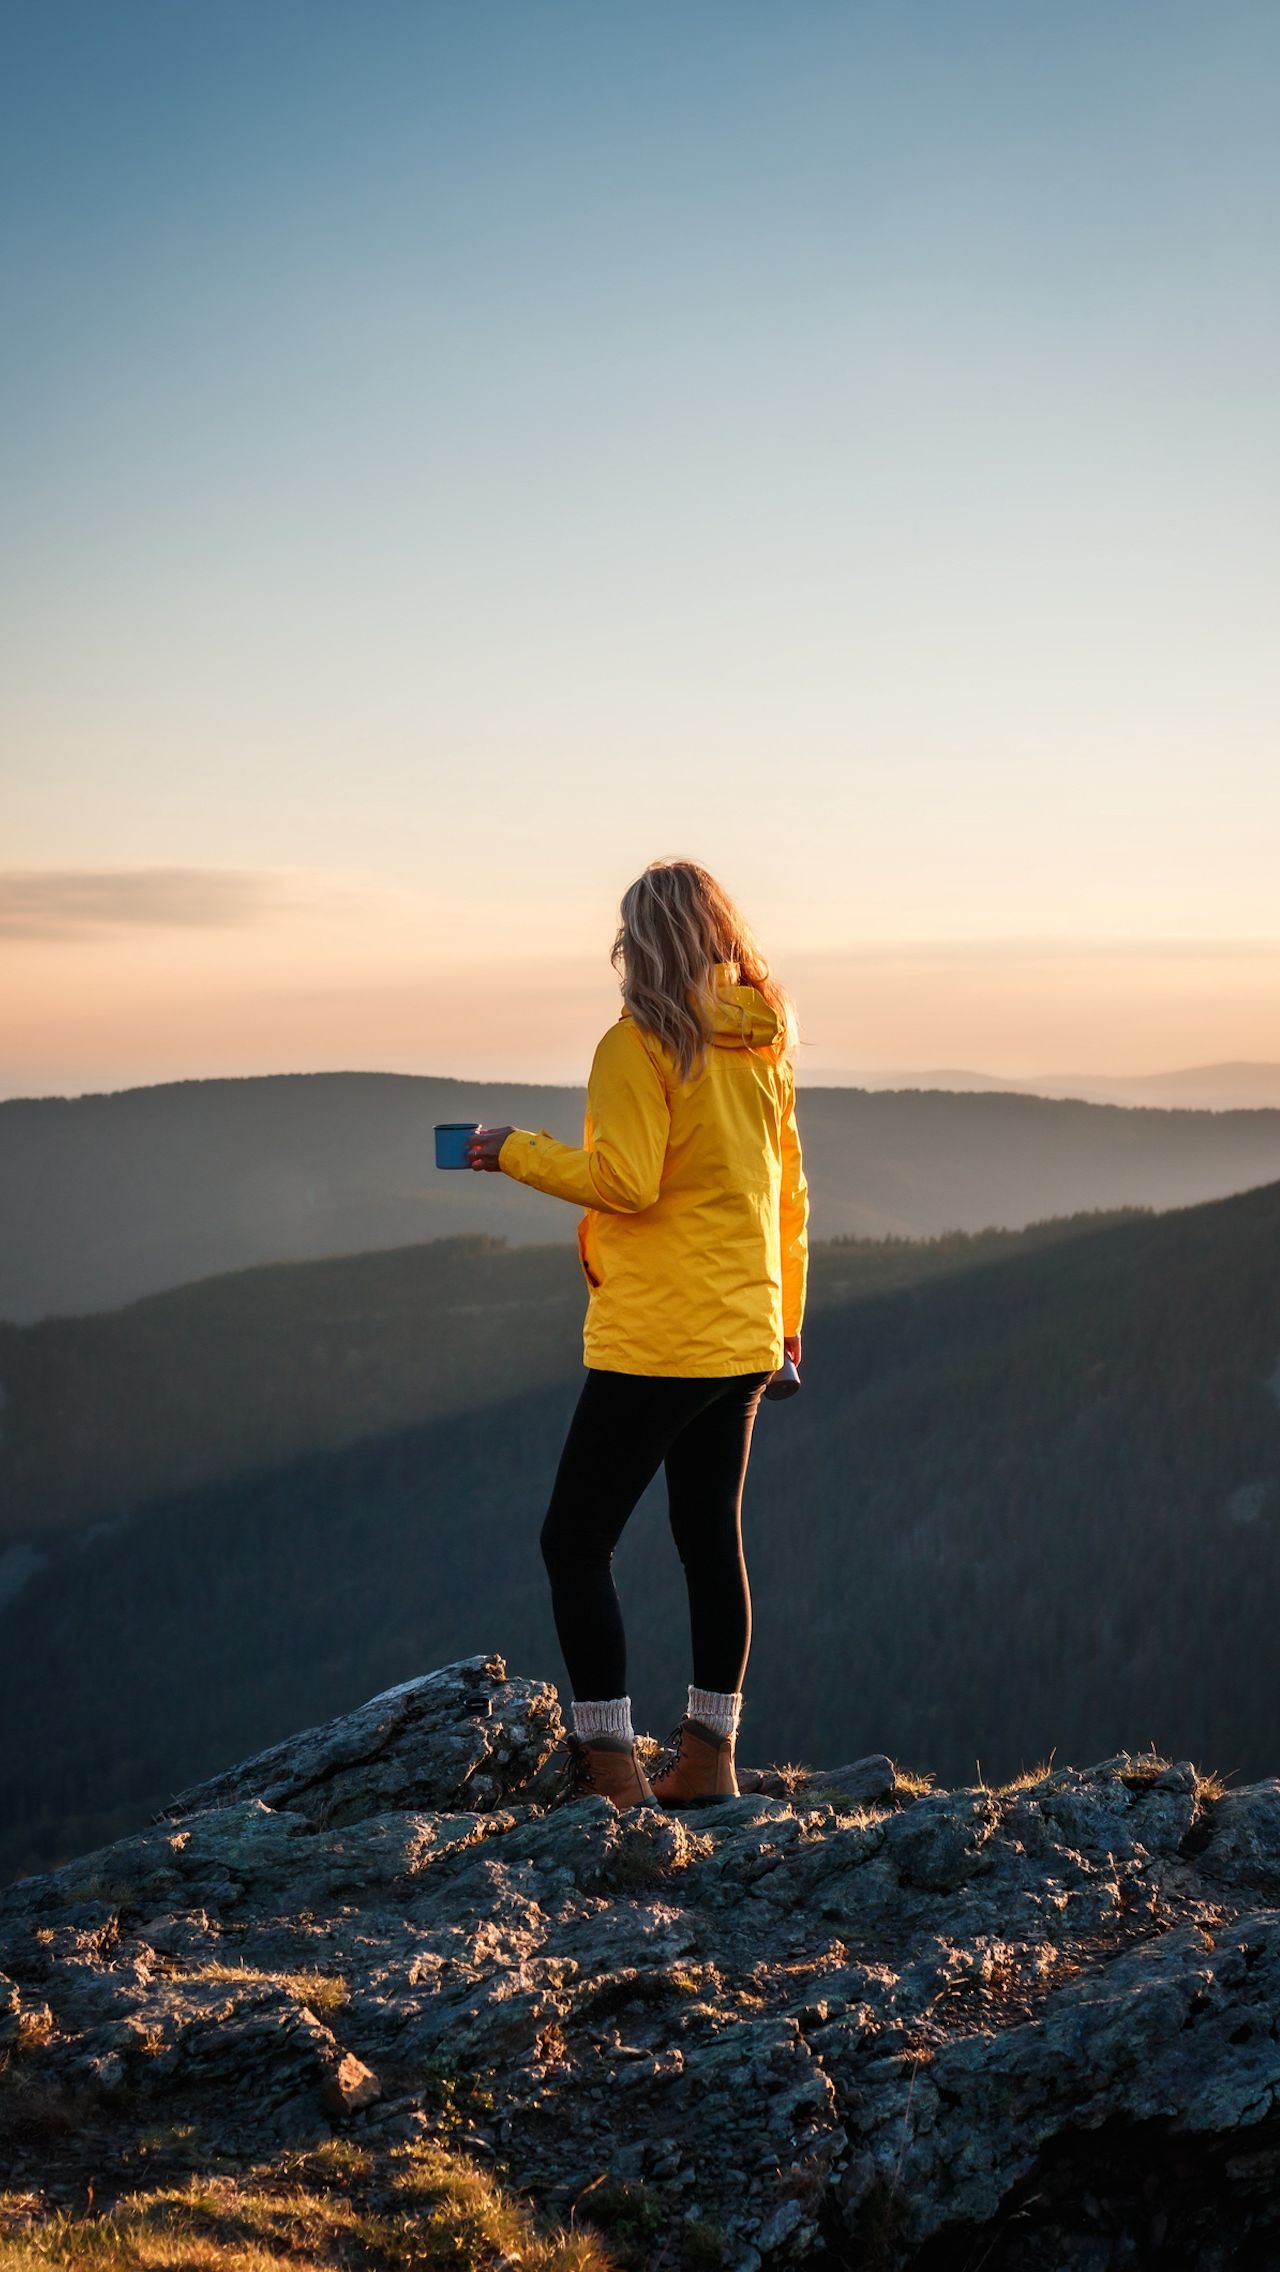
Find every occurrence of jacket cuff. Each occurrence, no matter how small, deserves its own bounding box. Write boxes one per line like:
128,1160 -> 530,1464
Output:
498,1128 -> 538,1180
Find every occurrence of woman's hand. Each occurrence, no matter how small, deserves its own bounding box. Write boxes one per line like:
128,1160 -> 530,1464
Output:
783,1333 -> 802,1366
467,1125 -> 515,1172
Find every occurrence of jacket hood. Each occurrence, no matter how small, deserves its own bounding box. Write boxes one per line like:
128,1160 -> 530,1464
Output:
700,961 -> 783,1050
619,963 -> 784,1061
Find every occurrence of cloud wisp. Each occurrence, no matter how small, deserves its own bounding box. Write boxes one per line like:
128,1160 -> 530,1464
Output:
792,937 -> 1280,967
0,867 -> 369,941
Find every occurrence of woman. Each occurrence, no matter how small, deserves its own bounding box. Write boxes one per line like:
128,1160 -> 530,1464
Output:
467,858 -> 809,1810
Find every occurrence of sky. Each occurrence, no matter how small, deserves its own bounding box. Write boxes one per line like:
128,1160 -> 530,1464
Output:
2,0 -> 1278,1096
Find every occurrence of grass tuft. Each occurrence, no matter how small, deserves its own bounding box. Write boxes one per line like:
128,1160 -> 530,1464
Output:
991,1758 -> 1058,1797
0,2135 -> 614,2272
885,1760 -> 937,1803
176,1962 -> 351,2018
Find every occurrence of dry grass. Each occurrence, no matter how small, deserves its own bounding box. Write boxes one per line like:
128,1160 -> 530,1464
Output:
990,1758 -> 1058,1797
1118,1751 -> 1237,1807
1116,1749 -> 1176,1788
884,1760 -> 936,1803
0,2136 -> 614,2272
763,1760 -> 810,1797
390,2139 -> 613,2267
977,1746 -> 1236,1807
177,1963 -> 352,2019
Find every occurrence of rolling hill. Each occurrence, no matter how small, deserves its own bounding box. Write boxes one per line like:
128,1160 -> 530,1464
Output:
5,1067 -> 1280,1320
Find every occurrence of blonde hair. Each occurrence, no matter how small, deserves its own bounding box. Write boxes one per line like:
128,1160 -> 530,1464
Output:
611,858 -> 799,1084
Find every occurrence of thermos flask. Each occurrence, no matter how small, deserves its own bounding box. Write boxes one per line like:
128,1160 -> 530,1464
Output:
764,1354 -> 801,1401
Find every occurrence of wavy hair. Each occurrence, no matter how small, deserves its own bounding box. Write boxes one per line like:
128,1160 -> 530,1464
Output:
611,859 -> 799,1084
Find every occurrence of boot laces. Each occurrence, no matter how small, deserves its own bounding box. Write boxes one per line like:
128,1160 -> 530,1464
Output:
652,1719 -> 691,1785
560,1733 -> 597,1803
560,1732 -> 653,1805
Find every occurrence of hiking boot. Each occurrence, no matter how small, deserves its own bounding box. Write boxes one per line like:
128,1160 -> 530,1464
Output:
649,1717 -> 739,1807
561,1733 -> 655,1810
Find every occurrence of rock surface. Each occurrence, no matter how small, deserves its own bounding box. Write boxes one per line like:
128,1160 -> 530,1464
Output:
3,1654 -> 1280,2267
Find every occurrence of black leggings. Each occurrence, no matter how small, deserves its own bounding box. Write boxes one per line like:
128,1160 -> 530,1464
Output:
539,1367 -> 771,1701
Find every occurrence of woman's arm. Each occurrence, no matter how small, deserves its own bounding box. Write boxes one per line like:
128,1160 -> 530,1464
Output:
779,1058 -> 809,1342
474,1021 -> 671,1214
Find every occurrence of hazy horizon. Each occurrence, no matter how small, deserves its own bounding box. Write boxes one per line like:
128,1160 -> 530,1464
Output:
7,1048 -> 1280,1113
4,1 -> 1278,1097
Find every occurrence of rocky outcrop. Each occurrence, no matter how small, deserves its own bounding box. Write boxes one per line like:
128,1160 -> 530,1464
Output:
3,1655 -> 1280,2268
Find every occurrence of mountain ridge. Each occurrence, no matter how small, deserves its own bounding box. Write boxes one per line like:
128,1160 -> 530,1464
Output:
802,1058 -> 1280,1110
6,1069 -> 1280,1323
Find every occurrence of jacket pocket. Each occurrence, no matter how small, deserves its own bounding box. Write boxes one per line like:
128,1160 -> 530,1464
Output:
577,1213 -> 602,1289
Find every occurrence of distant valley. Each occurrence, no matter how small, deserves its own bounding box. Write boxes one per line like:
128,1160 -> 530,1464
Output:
6,1067 -> 1280,1320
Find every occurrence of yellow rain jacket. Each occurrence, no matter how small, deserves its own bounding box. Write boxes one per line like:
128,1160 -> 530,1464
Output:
497,962 -> 809,1376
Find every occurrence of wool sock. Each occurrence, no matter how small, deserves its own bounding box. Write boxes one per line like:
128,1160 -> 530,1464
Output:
687,1685 -> 743,1743
571,1694 -> 635,1743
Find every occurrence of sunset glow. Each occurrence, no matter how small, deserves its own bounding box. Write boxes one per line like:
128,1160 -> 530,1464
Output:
4,2 -> 1278,1098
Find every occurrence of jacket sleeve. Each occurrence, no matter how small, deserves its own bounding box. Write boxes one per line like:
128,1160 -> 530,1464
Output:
497,1021 -> 670,1213
779,1059 -> 809,1335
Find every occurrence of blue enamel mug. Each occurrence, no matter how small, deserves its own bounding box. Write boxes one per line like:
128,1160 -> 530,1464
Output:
435,1122 -> 482,1169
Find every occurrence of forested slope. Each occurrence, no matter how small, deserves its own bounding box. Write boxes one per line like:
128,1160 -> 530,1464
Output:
0,1213 -> 1126,1544
3,1183 -> 1278,1885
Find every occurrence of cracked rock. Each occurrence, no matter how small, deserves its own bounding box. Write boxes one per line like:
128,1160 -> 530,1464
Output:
2,1654 -> 1278,2268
